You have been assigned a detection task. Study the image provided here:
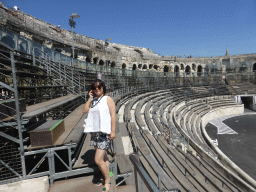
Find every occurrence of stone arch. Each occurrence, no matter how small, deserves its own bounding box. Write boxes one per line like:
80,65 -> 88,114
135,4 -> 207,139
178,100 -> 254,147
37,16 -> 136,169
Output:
106,60 -> 111,66
197,65 -> 202,76
122,63 -> 126,75
86,57 -> 92,63
197,65 -> 202,73
133,64 -> 137,70
149,64 -> 153,69
164,65 -> 169,72
138,64 -> 142,69
180,63 -> 184,70
111,62 -> 116,67
192,63 -> 196,71
240,63 -> 247,72
174,65 -> 179,73
153,65 -> 158,70
185,65 -> 191,73
253,63 -> 256,71
99,60 -> 104,66
170,65 -> 174,72
143,64 -> 147,69
93,58 -> 98,64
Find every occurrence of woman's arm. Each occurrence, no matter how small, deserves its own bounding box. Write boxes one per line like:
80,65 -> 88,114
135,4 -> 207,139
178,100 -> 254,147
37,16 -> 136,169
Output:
82,90 -> 93,113
107,96 -> 116,141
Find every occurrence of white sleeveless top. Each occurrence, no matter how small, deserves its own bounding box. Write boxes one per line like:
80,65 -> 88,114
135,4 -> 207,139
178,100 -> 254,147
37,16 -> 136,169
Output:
84,96 -> 111,134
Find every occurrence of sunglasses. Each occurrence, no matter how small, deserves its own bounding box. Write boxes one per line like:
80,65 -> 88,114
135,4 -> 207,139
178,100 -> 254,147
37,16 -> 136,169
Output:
92,85 -> 102,90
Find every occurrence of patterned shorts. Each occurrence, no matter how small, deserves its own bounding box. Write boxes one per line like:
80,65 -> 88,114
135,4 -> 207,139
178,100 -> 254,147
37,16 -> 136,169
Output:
90,132 -> 111,150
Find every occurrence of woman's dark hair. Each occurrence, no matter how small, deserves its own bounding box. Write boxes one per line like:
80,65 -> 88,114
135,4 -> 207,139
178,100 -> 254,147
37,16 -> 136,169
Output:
90,79 -> 106,95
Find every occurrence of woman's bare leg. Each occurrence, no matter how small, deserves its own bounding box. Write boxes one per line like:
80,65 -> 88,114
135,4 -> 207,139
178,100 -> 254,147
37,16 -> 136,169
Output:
94,147 -> 111,191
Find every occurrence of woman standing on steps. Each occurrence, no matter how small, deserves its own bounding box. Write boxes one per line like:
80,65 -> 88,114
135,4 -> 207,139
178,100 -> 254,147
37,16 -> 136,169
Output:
83,79 -> 116,192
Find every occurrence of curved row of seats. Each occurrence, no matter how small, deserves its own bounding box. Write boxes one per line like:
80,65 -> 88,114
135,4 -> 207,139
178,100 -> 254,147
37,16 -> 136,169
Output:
117,85 -> 255,191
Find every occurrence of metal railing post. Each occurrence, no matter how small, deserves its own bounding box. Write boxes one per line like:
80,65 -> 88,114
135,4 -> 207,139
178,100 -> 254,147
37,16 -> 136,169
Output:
27,41 -> 32,55
79,73 -> 81,95
72,59 -> 74,94
32,48 -> 36,66
135,168 -> 143,192
158,174 -> 161,192
10,51 -> 26,178
14,34 -> 18,50
52,51 -> 55,62
112,139 -> 118,180
47,150 -> 55,185
64,64 -> 67,85
58,61 -> 61,85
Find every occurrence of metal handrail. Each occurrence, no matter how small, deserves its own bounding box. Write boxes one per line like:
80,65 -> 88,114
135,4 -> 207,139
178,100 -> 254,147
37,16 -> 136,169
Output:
33,48 -> 85,95
129,154 -> 160,192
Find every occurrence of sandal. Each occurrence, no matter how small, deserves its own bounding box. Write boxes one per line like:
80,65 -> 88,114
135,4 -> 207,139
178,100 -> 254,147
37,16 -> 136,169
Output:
96,180 -> 104,187
102,182 -> 111,192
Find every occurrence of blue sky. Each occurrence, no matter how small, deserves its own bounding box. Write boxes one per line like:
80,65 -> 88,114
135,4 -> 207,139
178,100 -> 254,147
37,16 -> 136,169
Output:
4,0 -> 256,57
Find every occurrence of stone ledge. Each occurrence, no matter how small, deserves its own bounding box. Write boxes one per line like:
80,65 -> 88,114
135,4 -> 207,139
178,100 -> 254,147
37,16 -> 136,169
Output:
0,176 -> 49,192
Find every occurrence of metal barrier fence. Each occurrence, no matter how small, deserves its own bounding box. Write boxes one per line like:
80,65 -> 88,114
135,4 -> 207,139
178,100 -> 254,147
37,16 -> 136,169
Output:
0,46 -> 116,185
0,50 -> 26,184
1,25 -> 255,85
129,154 -> 163,192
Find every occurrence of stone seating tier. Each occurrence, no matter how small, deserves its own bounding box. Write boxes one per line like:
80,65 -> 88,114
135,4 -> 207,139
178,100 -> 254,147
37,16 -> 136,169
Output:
128,89 -> 242,191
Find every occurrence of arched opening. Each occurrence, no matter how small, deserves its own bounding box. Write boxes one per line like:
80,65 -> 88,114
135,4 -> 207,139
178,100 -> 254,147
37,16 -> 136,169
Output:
93,58 -> 98,64
253,63 -> 256,71
180,64 -> 184,70
122,63 -> 126,75
86,57 -> 92,63
164,65 -> 169,72
240,63 -> 247,72
192,63 -> 196,71
1,35 -> 15,48
185,65 -> 191,73
153,65 -> 158,70
133,64 -> 137,70
197,65 -> 202,76
143,64 -> 147,69
149,64 -> 153,69
71,53 -> 78,59
138,64 -> 142,69
99,60 -> 104,66
111,62 -> 116,67
174,65 -> 179,73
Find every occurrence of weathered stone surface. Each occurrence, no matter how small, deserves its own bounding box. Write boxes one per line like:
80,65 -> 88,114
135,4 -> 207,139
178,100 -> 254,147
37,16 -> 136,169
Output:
1,4 -> 256,73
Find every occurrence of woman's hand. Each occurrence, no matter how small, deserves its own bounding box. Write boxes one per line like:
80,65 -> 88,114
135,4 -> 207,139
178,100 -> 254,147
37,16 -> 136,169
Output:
110,132 -> 115,141
88,90 -> 93,99
83,90 -> 93,113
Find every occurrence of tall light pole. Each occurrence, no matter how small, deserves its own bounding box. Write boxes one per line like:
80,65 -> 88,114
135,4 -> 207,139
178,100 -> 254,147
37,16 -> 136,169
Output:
105,38 -> 111,67
69,13 -> 79,94
69,13 -> 80,60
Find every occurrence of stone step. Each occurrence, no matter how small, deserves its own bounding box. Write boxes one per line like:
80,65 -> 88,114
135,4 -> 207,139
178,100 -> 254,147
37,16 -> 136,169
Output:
48,175 -> 117,192
0,176 -> 49,192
